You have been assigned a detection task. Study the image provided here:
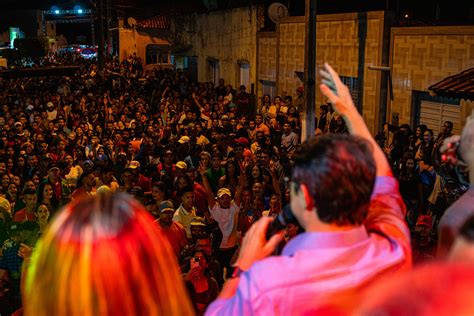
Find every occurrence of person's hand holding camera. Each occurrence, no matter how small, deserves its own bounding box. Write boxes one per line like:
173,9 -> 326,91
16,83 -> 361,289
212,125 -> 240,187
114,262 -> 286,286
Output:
234,217 -> 284,272
185,258 -> 203,281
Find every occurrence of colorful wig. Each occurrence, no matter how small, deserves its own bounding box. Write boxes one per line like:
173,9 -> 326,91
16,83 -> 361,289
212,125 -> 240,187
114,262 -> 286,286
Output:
24,192 -> 194,316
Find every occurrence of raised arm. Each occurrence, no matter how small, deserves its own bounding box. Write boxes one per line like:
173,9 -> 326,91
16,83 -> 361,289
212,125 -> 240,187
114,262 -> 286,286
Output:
320,63 -> 411,267
320,63 -> 391,177
234,169 -> 247,206
161,86 -> 169,99
198,162 -> 216,209
269,164 -> 282,196
192,93 -> 204,110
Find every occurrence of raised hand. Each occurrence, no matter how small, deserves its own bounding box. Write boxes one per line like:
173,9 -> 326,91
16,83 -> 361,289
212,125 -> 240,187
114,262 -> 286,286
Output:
319,63 -> 357,117
234,217 -> 284,271
18,243 -> 33,260
198,161 -> 207,176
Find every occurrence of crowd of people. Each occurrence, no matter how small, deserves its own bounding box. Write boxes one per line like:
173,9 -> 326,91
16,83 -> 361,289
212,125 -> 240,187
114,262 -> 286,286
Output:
0,52 -> 471,315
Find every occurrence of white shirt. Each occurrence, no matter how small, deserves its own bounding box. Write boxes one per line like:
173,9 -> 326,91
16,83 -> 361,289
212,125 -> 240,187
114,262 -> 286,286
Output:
173,205 -> 196,238
47,109 -> 58,121
210,201 -> 239,249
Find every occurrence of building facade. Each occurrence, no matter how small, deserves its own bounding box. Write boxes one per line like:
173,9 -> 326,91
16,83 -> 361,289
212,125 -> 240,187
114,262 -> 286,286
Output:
121,7 -> 474,134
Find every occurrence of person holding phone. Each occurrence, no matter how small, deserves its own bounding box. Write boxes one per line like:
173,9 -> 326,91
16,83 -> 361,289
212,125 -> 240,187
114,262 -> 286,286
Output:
185,249 -> 219,315
205,63 -> 411,315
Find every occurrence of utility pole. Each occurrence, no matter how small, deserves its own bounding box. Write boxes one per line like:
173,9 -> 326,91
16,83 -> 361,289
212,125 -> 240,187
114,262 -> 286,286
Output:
106,0 -> 112,55
97,0 -> 105,77
302,0 -> 316,140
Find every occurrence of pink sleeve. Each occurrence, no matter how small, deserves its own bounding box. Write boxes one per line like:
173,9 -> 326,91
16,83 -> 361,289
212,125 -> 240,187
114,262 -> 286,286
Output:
365,176 -> 412,268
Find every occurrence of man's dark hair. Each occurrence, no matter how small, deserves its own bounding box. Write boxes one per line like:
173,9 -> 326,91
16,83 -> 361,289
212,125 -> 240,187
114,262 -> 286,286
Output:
180,185 -> 194,197
23,188 -> 37,196
459,215 -> 474,242
292,134 -> 376,226
211,153 -> 222,161
445,121 -> 454,130
320,104 -> 329,113
21,221 -> 40,233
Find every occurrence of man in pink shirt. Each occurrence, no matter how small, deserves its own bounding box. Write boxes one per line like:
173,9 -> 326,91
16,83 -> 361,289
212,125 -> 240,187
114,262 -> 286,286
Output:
206,64 -> 412,315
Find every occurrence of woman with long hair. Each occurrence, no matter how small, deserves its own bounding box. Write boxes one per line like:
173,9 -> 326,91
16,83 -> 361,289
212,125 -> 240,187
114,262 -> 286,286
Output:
286,105 -> 300,131
36,182 -> 59,214
1,174 -> 10,194
35,203 -> 50,235
260,94 -> 271,119
218,158 -> 240,193
24,192 -> 194,316
147,181 -> 169,218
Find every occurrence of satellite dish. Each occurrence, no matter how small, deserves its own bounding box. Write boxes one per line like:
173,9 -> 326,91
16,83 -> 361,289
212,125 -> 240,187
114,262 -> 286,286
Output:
127,17 -> 137,28
268,3 -> 288,23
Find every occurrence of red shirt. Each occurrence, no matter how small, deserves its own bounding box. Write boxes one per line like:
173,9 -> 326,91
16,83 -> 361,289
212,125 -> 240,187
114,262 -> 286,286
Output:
12,208 -> 37,222
193,182 -> 208,216
156,221 -> 187,258
138,174 -> 152,193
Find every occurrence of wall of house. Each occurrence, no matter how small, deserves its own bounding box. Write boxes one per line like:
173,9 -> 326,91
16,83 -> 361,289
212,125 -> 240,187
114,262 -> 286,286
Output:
174,6 -> 258,90
256,33 -> 277,107
119,28 -> 170,63
259,12 -> 385,133
389,26 -> 474,126
461,99 -> 474,127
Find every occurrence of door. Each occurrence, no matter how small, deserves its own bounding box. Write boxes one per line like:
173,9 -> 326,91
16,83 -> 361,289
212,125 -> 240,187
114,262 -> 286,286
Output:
239,63 -> 250,89
419,100 -> 461,134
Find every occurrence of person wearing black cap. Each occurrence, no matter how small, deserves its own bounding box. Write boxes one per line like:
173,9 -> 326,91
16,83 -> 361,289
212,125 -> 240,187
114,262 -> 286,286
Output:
156,200 -> 187,258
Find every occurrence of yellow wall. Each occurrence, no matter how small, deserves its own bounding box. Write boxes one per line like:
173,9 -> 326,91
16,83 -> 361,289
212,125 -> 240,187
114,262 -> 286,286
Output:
175,7 -> 258,89
389,26 -> 474,125
256,33 -> 277,105
277,19 -> 305,99
119,28 -> 170,63
268,12 -> 385,132
461,99 -> 474,127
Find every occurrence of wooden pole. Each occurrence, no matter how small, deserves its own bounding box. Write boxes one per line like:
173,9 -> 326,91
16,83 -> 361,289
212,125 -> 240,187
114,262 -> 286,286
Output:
302,0 -> 316,140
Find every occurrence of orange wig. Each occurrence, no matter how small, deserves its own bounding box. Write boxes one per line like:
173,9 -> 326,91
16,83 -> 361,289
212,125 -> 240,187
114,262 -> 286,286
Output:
24,192 -> 194,316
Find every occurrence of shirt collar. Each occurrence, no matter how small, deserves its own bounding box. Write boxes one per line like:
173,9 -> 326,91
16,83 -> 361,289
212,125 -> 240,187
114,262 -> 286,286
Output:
282,226 -> 369,256
179,205 -> 195,215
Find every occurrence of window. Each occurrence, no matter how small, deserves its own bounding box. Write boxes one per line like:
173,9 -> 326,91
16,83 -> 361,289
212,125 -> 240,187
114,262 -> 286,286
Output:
413,91 -> 461,135
145,45 -> 170,65
207,58 -> 219,85
419,100 -> 461,134
260,80 -> 276,99
239,62 -> 250,89
339,76 -> 359,106
173,56 -> 189,69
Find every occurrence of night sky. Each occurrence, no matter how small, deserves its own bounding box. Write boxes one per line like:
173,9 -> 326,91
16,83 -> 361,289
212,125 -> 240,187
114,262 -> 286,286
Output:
0,0 -> 472,20
0,0 -> 472,44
